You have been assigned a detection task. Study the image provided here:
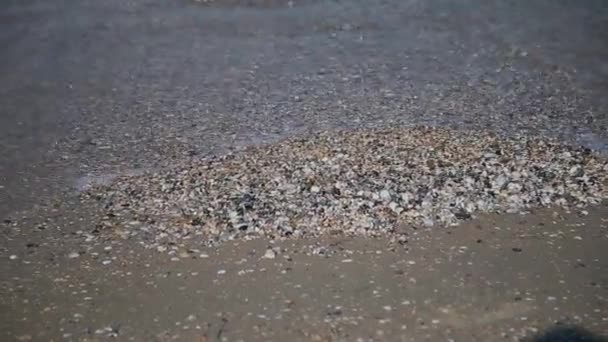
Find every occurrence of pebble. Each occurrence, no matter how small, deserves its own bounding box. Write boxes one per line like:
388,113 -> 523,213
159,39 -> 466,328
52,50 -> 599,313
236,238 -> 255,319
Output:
262,249 -> 276,259
84,127 -> 608,247
179,251 -> 189,258
9,255 -> 18,260
68,252 -> 80,259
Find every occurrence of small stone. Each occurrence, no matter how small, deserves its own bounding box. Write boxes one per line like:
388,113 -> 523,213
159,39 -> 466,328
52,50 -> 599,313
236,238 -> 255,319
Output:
68,252 -> 80,259
217,269 -> 226,275
379,190 -> 391,201
262,249 -> 276,259
388,202 -> 402,213
9,255 -> 17,260
102,260 -> 112,265
454,210 -> 471,220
